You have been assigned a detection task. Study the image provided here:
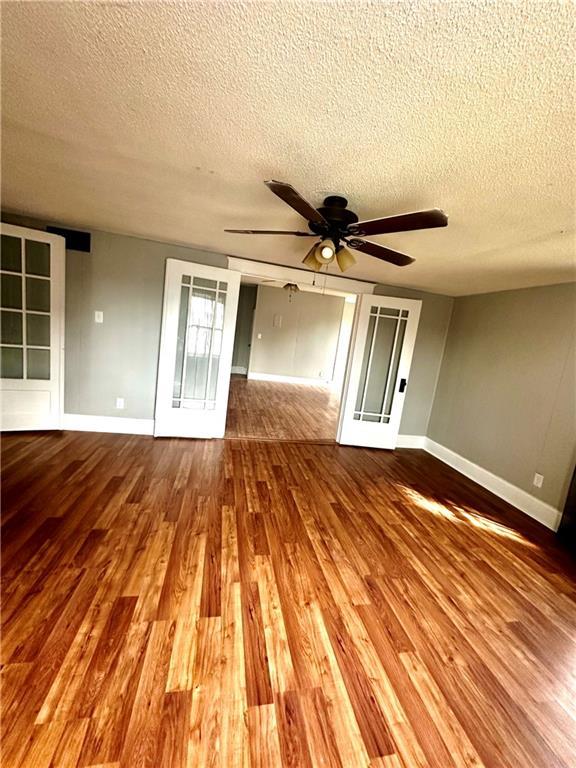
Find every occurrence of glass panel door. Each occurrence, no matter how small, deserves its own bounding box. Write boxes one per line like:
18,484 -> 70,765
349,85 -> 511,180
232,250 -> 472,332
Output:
0,224 -> 65,431
154,259 -> 240,438
337,294 -> 421,449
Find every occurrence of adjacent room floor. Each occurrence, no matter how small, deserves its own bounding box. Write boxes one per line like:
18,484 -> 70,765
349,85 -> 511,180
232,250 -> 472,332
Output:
2,431 -> 575,768
225,375 -> 341,441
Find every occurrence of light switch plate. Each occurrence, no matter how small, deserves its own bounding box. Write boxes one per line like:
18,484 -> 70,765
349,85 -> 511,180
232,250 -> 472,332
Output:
94,311 -> 104,323
116,397 -> 125,410
533,473 -> 544,488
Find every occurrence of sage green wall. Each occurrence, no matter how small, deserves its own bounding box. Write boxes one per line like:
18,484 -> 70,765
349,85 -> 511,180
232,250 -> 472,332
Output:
428,283 -> 576,509
249,285 -> 345,381
64,231 -> 226,418
374,284 -> 454,436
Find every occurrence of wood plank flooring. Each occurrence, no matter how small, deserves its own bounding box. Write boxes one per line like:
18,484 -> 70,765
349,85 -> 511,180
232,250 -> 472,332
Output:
1,430 -> 576,768
225,376 -> 340,441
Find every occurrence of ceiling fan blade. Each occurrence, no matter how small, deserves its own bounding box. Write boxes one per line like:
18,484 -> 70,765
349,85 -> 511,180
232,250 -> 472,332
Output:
264,180 -> 328,226
224,229 -> 315,236
350,208 -> 447,237
346,238 -> 415,267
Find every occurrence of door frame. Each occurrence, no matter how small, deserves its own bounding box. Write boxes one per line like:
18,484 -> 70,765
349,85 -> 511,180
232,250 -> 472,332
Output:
0,223 -> 66,431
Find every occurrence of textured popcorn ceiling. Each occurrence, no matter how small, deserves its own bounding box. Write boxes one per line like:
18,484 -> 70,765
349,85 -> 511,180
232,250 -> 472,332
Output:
2,1 -> 575,295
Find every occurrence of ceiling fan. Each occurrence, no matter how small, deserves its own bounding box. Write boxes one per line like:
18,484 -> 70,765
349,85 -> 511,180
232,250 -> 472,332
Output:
225,180 -> 448,272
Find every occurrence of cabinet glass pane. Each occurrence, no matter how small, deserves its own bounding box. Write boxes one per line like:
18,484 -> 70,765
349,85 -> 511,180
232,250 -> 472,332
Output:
27,313 -> 50,346
26,277 -> 50,312
1,311 -> 23,344
25,240 -> 50,276
1,235 -> 22,272
27,348 -> 50,379
1,346 -> 23,378
1,274 -> 22,309
173,284 -> 190,399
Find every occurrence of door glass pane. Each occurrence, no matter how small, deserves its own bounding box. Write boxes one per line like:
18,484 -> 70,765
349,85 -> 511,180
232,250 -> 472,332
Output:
27,313 -> 50,346
25,241 -> 51,276
1,346 -> 23,378
27,348 -> 50,379
1,236 -> 22,272
26,277 -> 50,312
383,317 -> 407,416
181,285 -> 226,407
354,306 -> 407,423
364,316 -> 397,414
1,311 -> 23,344
173,283 -> 190,399
1,274 -> 22,309
355,314 -> 376,412
193,277 -> 218,290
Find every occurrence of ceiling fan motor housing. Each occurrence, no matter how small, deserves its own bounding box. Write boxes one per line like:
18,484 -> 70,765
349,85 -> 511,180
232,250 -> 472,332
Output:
308,195 -> 359,240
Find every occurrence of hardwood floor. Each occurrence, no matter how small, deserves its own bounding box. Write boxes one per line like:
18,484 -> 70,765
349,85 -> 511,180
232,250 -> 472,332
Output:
1,430 -> 575,768
225,376 -> 340,441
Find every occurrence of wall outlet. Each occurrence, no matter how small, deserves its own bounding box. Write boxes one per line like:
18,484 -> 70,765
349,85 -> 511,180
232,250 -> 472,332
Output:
115,397 -> 125,410
533,472 -> 544,488
94,310 -> 104,323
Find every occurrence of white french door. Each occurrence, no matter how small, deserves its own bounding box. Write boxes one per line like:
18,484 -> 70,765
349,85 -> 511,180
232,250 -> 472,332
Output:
337,294 -> 421,449
154,258 -> 240,438
1,224 -> 65,431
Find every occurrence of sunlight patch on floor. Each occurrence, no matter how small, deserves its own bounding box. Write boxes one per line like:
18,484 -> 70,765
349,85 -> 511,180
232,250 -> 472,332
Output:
400,486 -> 532,545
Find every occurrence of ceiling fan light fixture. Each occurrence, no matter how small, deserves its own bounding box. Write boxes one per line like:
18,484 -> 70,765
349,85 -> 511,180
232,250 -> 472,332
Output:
302,244 -> 323,271
315,239 -> 335,264
336,245 -> 356,272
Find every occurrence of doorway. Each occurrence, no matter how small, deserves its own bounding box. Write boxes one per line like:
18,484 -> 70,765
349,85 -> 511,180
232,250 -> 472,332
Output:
224,276 -> 355,442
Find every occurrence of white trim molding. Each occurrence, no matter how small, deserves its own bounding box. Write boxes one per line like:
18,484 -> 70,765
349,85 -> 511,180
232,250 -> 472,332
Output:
424,438 -> 562,531
247,372 -> 331,386
231,365 -> 248,375
396,434 -> 427,449
227,256 -> 375,296
63,414 -> 154,436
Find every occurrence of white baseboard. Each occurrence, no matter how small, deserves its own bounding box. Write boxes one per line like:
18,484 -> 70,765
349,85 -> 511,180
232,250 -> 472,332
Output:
396,434 -> 427,449
247,372 -> 331,385
423,438 -> 562,531
63,413 -> 154,436
231,366 -> 247,375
